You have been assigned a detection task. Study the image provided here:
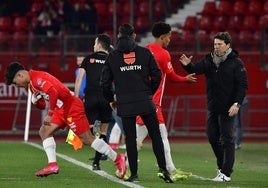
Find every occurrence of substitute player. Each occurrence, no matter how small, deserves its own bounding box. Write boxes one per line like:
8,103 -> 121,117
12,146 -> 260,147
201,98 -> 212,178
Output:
136,22 -> 196,181
4,62 -> 126,178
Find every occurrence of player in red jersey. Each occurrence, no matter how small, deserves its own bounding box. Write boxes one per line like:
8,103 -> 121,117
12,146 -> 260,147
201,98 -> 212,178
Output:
4,62 -> 126,178
136,22 -> 196,181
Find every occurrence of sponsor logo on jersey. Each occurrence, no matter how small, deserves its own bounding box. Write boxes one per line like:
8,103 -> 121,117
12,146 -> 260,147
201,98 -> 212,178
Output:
120,52 -> 141,71
120,65 -> 142,71
89,58 -> 105,64
123,52 -> 135,64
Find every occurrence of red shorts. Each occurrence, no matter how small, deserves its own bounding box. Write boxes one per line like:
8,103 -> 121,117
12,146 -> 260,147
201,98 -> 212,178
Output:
136,104 -> 165,125
51,96 -> 90,135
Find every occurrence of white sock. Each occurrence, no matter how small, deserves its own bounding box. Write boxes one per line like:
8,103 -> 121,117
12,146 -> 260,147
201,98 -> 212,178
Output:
91,138 -> 117,161
159,124 -> 176,172
136,124 -> 148,150
109,123 -> 121,144
42,137 -> 56,163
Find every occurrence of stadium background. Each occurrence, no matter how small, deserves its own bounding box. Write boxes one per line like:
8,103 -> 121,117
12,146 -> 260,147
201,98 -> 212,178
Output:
0,0 -> 267,139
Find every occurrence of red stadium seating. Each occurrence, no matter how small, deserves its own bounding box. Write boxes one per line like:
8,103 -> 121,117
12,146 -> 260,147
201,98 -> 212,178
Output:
108,2 -> 123,16
237,30 -> 253,51
248,0 -> 263,16
0,31 -> 10,45
0,16 -> 12,31
137,2 -> 149,16
233,1 -> 248,16
196,29 -> 210,51
179,30 -> 195,51
263,1 -> 268,15
182,16 -> 198,31
94,2 -> 107,17
134,16 -> 149,33
242,15 -> 258,31
198,15 -> 213,31
12,31 -> 28,51
14,16 -> 29,32
229,15 -> 244,31
214,16 -> 229,31
218,1 -> 232,16
259,15 -> 268,30
30,2 -> 43,14
153,1 -> 165,17
201,1 -> 217,16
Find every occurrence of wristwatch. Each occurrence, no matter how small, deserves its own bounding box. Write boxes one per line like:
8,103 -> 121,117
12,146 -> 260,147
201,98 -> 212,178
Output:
234,102 -> 241,108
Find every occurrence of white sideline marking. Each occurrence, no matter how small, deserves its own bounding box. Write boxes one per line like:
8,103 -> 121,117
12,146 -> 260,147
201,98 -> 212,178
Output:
191,174 -> 212,181
26,142 -> 144,188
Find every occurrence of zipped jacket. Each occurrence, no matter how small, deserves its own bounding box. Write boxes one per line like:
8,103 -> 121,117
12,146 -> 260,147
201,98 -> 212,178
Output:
182,50 -> 248,113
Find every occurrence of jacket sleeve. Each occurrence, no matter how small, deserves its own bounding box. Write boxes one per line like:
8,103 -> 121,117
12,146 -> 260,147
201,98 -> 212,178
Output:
100,55 -> 114,103
234,59 -> 248,104
182,55 -> 209,75
149,53 -> 162,94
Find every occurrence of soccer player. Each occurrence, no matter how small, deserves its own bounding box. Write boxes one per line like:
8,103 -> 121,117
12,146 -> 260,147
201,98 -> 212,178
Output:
74,34 -> 113,170
101,23 -> 173,183
135,22 -> 196,181
4,62 -> 126,178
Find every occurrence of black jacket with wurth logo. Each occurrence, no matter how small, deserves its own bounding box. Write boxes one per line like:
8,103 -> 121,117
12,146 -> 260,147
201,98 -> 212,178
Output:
100,36 -> 162,117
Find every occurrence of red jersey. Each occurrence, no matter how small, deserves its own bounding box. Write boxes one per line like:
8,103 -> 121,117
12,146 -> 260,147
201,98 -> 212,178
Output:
29,70 -> 72,112
28,70 -> 90,135
146,43 -> 173,106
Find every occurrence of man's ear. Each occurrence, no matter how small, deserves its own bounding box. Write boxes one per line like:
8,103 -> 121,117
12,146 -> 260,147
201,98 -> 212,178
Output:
133,33 -> 136,39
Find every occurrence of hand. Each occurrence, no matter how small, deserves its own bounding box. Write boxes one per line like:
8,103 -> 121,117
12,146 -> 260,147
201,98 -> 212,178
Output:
110,101 -> 117,112
186,73 -> 197,83
179,54 -> 192,66
43,115 -> 52,126
228,103 -> 240,117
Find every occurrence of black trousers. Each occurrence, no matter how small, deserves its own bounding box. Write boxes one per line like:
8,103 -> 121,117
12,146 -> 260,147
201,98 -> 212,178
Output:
121,112 -> 167,176
206,111 -> 235,177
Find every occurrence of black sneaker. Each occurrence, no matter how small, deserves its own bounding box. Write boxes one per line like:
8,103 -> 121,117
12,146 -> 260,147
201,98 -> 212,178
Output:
157,169 -> 174,183
125,174 -> 139,182
92,163 -> 101,171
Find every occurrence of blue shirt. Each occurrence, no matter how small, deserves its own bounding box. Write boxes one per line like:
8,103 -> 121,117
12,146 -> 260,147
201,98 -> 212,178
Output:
75,68 -> 86,98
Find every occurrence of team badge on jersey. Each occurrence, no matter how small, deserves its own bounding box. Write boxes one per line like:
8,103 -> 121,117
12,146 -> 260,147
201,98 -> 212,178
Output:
123,52 -> 135,64
37,78 -> 42,86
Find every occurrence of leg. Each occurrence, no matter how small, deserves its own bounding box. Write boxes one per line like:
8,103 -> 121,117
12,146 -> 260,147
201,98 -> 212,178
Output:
79,129 -> 126,178
219,114 -> 235,177
141,113 -> 173,183
93,122 -> 109,170
35,123 -> 60,177
206,111 -> 223,170
121,116 -> 138,177
136,124 -> 148,150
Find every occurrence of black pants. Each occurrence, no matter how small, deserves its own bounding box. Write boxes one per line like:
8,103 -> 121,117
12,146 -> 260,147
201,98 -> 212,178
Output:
206,111 -> 235,177
122,112 -> 166,176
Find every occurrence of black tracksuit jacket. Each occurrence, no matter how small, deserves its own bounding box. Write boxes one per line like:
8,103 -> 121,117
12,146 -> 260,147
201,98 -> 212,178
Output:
100,36 -> 162,117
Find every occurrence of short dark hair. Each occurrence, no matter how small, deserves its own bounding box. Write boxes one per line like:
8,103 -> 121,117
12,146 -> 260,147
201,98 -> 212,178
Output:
5,62 -> 25,85
214,32 -> 232,46
97,34 -> 111,51
118,23 -> 135,37
152,22 -> 171,38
